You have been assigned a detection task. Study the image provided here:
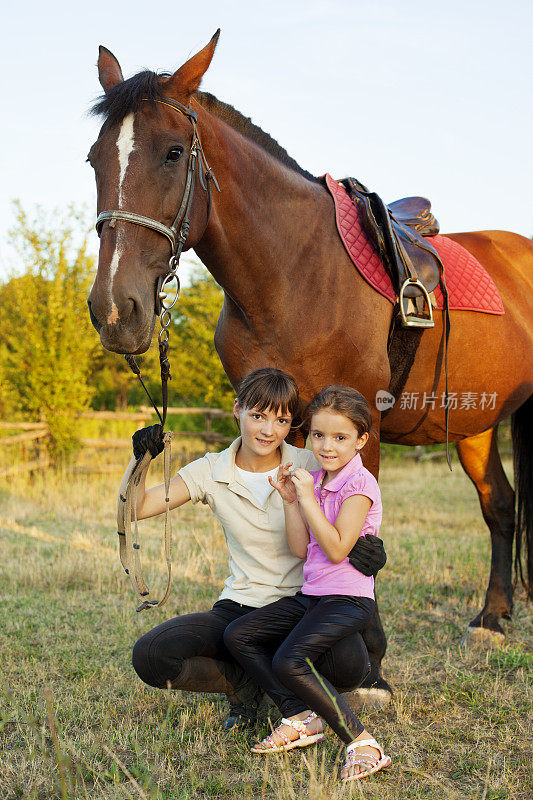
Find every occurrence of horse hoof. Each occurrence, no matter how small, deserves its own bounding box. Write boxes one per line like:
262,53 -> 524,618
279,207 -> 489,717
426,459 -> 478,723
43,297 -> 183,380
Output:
342,686 -> 393,713
460,626 -> 505,649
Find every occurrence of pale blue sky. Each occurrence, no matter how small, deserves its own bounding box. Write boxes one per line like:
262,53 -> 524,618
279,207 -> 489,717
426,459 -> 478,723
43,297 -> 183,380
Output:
1,0 -> 532,280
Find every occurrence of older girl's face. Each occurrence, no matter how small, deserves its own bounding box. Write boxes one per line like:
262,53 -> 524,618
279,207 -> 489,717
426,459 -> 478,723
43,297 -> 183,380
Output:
233,402 -> 292,460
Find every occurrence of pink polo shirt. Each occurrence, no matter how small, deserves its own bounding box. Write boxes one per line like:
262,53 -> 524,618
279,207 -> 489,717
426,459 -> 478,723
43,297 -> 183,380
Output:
301,453 -> 382,599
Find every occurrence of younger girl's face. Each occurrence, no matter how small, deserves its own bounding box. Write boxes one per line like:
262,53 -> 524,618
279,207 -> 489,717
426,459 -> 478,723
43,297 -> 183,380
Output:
234,402 -> 292,459
309,409 -> 368,475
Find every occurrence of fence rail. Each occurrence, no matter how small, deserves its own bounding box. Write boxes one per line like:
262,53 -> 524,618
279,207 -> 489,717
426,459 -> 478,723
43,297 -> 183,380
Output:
0,407 -> 234,476
0,429 -> 49,446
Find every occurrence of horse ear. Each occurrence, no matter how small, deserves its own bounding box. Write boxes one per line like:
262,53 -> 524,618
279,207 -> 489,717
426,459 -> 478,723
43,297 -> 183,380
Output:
97,46 -> 124,94
163,30 -> 220,100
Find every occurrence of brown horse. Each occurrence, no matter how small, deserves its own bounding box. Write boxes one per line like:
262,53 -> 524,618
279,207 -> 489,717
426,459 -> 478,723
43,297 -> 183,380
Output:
87,33 -> 532,700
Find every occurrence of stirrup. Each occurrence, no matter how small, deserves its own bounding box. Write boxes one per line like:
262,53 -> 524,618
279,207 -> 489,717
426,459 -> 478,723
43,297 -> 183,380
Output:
398,278 -> 435,328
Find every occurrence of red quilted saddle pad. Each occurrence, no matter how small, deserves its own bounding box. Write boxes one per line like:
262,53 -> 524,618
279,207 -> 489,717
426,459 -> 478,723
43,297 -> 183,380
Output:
325,174 -> 504,315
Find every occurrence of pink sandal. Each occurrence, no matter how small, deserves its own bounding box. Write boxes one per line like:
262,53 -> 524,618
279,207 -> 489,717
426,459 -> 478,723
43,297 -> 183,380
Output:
251,712 -> 325,754
341,737 -> 391,781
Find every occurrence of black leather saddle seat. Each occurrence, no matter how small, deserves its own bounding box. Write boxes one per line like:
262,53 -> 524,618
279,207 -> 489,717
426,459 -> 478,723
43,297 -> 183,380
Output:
340,177 -> 446,328
387,196 -> 439,237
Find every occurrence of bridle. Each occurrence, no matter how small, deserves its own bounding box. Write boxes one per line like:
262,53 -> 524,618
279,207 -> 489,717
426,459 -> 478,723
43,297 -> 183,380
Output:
95,96 -> 220,428
95,96 -> 220,613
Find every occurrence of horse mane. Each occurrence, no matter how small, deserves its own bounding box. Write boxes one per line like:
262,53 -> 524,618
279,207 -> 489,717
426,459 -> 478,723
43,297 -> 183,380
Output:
90,70 -> 319,183
194,92 -> 318,182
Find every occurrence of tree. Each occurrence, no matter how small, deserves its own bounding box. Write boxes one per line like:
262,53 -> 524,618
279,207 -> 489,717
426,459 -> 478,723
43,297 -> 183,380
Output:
0,204 -> 96,462
166,266 -> 234,410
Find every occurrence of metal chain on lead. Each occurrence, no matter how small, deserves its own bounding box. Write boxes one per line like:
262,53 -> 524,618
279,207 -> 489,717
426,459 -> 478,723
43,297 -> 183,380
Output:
158,255 -> 181,347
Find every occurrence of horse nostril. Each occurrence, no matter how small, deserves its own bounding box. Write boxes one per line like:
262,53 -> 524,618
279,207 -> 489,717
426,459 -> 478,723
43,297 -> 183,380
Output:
122,295 -> 138,325
87,299 -> 102,332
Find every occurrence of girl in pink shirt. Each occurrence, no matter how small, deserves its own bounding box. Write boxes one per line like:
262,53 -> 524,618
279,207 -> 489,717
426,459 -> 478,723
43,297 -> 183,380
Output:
224,385 -> 390,783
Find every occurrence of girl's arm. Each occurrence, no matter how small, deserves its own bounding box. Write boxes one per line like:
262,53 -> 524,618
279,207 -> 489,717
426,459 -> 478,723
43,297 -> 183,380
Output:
118,455 -> 191,521
291,469 -> 371,564
283,499 -> 310,559
269,463 -> 310,558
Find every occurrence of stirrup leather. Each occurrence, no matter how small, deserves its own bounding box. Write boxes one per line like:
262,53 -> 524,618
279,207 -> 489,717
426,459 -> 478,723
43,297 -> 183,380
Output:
398,278 -> 435,328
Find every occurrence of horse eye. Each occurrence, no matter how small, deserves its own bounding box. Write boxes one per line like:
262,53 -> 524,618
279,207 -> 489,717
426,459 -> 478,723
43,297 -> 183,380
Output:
166,146 -> 183,162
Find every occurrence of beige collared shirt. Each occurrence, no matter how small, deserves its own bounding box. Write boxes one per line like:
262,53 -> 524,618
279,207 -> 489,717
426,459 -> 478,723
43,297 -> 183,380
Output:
178,438 -> 319,607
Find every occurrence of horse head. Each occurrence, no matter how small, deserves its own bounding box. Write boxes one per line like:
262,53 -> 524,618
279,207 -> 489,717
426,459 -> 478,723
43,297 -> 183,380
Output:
87,31 -> 220,354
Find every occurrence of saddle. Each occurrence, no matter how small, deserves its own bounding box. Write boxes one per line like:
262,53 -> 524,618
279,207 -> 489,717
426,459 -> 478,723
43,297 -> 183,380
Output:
341,178 -> 445,328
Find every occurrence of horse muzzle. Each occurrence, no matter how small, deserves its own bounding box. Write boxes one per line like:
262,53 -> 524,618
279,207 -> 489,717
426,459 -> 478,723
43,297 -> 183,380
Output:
87,292 -> 156,354
99,316 -> 156,355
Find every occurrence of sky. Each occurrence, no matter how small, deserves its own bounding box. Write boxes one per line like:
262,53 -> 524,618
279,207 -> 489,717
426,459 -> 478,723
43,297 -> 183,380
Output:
1,0 -> 532,281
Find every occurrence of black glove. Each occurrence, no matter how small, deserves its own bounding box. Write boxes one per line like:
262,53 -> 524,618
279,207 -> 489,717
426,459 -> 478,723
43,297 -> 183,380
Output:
348,534 -> 387,577
132,424 -> 164,460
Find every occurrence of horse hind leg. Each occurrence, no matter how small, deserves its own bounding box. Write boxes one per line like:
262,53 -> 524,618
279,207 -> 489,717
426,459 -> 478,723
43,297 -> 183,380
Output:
511,396 -> 533,602
456,425 -> 514,646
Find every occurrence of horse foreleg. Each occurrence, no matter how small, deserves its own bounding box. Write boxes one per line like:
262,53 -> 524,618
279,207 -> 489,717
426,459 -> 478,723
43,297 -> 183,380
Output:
456,426 -> 514,645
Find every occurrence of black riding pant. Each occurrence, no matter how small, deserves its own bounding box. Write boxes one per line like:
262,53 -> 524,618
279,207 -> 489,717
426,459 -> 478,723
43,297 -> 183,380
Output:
223,593 -> 375,743
132,598 -> 370,711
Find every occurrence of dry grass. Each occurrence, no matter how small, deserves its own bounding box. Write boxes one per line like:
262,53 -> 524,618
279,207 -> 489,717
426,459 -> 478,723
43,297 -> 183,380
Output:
0,455 -> 531,799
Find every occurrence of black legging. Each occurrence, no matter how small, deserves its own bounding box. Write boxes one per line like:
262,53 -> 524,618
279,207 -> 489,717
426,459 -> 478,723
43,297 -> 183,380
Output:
223,594 -> 375,744
132,598 -> 371,710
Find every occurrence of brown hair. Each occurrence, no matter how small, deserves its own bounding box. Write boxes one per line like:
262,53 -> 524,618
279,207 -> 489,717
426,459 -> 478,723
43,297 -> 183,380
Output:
305,385 -> 372,437
236,367 -> 299,418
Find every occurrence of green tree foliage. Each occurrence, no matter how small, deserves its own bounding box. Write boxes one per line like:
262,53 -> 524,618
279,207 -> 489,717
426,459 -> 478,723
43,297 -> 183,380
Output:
89,347 -> 144,410
0,204 -> 96,462
167,267 -> 235,410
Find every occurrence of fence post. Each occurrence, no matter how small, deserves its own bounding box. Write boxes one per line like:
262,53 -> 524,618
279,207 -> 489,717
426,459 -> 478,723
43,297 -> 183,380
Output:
39,409 -> 47,467
205,411 -> 213,450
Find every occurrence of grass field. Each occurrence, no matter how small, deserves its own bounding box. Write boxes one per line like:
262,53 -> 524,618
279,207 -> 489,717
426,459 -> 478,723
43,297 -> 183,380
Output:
1,454 -> 531,800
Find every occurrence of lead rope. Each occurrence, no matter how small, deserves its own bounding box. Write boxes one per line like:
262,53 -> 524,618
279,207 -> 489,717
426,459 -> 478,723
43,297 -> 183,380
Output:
115,281 -> 177,611
117,307 -> 176,611
117,435 -> 173,613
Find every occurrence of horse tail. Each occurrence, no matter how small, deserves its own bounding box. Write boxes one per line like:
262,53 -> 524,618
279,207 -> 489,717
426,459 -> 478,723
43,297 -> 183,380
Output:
511,396 -> 533,600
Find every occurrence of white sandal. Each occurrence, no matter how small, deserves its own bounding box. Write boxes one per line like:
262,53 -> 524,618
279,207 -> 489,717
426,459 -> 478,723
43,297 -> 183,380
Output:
251,711 -> 325,754
341,737 -> 391,781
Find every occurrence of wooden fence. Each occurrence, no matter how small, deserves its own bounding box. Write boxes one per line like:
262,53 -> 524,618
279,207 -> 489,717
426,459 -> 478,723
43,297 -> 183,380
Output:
0,407 -> 234,478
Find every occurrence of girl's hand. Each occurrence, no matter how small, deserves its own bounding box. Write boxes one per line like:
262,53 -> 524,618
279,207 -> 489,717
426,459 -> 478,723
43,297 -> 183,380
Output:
269,463 -> 297,504
132,424 -> 164,460
290,468 -> 315,502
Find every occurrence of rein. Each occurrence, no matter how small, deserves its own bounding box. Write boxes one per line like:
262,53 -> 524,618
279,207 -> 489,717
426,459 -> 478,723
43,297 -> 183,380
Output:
96,97 -> 220,611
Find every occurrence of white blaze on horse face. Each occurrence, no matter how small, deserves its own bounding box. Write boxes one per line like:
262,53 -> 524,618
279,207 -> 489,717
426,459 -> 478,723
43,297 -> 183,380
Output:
117,113 -> 135,205
107,113 -> 136,324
